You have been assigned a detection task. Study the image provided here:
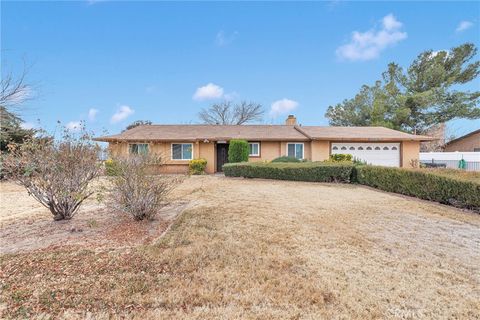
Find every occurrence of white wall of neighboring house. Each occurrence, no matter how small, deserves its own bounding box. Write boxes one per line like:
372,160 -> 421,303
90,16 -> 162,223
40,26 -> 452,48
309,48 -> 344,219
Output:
419,152 -> 480,171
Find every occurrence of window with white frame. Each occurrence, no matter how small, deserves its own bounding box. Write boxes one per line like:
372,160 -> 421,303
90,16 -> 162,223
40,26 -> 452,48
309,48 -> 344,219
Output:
287,143 -> 304,159
248,142 -> 260,156
129,143 -> 149,155
172,143 -> 193,160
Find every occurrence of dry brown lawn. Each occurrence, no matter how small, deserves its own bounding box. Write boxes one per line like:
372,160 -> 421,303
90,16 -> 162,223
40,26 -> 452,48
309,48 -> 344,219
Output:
1,176 -> 479,319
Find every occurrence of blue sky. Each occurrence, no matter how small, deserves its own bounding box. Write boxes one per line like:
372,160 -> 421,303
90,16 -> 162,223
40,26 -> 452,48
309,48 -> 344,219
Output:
2,1 -> 479,136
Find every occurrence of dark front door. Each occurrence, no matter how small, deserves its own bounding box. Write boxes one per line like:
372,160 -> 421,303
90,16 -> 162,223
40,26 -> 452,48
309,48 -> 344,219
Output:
216,143 -> 229,172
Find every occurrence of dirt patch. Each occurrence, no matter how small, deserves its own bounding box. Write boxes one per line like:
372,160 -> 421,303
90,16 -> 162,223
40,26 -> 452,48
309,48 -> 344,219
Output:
0,182 -> 50,224
0,180 -> 190,254
1,175 -> 479,319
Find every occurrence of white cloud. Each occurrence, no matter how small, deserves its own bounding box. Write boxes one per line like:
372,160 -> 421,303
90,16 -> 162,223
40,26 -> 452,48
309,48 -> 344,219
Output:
456,20 -> 474,33
429,50 -> 450,60
382,14 -> 403,31
88,108 -> 99,121
20,122 -> 35,130
215,31 -> 239,47
110,105 -> 134,123
270,99 -> 299,117
66,121 -> 82,131
336,13 -> 407,61
193,83 -> 224,101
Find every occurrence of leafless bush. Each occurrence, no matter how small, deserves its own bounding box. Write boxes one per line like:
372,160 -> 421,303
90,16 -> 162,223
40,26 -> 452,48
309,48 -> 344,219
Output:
107,155 -> 180,221
3,126 -> 102,220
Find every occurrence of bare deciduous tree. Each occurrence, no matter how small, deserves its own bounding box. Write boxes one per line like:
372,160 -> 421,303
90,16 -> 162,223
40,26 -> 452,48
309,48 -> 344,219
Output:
107,155 -> 181,220
3,126 -> 102,220
0,66 -> 32,109
123,120 -> 153,132
198,101 -> 264,125
0,66 -> 36,152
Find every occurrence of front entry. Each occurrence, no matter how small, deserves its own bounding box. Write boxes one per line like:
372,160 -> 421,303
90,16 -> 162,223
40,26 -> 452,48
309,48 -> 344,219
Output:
216,143 -> 229,172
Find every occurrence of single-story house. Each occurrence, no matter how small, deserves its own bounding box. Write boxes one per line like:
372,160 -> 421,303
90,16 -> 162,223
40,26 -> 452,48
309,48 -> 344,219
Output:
94,115 -> 433,174
443,129 -> 480,152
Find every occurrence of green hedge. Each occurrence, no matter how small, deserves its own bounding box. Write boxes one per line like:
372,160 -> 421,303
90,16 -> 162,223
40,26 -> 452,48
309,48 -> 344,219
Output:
271,156 -> 301,163
355,166 -> 480,211
223,162 -> 355,183
223,162 -> 480,211
228,139 -> 249,163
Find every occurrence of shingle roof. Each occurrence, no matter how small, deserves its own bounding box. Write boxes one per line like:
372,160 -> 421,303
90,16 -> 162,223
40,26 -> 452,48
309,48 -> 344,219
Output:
94,124 -> 434,142
94,125 -> 309,142
444,129 -> 480,146
298,126 -> 433,141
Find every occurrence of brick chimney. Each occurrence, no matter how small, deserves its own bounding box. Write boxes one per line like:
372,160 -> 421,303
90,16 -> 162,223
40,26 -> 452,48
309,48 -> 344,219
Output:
285,115 -> 297,126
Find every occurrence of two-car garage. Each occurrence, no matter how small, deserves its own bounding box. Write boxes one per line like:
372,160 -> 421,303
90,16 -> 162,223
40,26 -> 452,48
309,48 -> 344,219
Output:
300,126 -> 430,168
331,142 -> 401,167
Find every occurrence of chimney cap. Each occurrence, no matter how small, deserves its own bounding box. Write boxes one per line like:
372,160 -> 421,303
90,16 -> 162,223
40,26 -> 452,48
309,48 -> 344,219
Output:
285,115 -> 297,125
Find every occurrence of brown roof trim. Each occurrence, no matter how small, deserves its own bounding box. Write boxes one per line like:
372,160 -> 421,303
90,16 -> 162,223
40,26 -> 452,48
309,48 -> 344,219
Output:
93,137 -> 310,142
444,129 -> 480,146
316,137 -> 433,142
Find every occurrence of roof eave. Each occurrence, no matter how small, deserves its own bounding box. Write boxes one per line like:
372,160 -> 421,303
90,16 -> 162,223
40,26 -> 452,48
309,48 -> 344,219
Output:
444,129 -> 480,146
93,137 -> 310,142
93,137 -> 117,142
310,137 -> 435,142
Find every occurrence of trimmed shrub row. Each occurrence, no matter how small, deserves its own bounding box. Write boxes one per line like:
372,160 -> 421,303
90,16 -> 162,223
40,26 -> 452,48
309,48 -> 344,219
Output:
355,166 -> 480,211
271,156 -> 301,163
223,162 -> 355,183
223,162 -> 480,211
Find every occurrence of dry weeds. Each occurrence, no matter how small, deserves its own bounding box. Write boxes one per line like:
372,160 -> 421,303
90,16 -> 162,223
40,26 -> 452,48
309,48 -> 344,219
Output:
1,176 -> 479,319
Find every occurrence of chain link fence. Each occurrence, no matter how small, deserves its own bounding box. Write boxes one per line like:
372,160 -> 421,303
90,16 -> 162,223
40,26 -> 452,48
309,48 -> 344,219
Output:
420,159 -> 480,171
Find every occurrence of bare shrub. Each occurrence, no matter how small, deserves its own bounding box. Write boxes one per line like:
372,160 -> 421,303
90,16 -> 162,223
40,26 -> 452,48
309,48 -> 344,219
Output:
3,127 -> 102,221
107,155 -> 180,220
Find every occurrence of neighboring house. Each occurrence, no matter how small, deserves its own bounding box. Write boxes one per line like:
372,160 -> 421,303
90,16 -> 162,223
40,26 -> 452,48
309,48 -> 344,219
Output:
443,129 -> 480,152
94,115 -> 433,174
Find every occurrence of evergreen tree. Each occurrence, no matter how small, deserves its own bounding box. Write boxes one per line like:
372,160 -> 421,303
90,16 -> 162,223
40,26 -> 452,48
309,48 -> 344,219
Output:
326,43 -> 480,133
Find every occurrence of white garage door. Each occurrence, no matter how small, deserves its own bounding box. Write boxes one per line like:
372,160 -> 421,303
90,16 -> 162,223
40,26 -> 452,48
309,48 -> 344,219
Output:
331,142 -> 400,167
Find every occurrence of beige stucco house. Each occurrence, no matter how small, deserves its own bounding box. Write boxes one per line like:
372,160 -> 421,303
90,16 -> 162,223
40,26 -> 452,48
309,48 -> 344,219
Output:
94,115 -> 433,174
